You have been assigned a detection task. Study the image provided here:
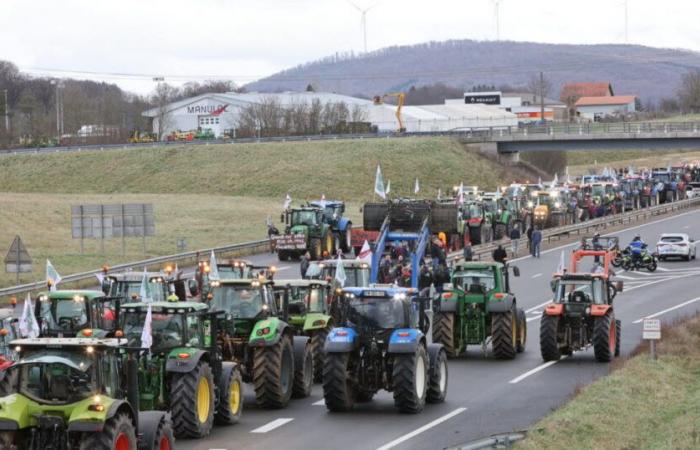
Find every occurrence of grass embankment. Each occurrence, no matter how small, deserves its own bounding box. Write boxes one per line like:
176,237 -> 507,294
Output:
518,315 -> 700,450
0,137 -> 519,288
567,149 -> 700,175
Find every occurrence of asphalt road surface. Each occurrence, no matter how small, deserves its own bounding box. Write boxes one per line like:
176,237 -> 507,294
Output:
183,209 -> 700,450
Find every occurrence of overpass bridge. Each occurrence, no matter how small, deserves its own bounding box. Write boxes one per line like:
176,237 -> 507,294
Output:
460,121 -> 700,163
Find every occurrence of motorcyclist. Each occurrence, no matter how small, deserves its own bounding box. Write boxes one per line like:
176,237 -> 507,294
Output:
628,234 -> 646,267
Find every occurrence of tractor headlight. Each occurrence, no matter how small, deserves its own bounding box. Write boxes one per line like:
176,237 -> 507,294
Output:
554,202 -> 561,208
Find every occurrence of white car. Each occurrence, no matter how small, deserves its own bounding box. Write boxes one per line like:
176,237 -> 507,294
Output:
656,233 -> 697,261
686,182 -> 700,199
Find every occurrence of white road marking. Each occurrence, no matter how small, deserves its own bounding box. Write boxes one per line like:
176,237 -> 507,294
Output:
251,418 -> 294,433
683,225 -> 691,229
526,316 -> 542,323
624,273 -> 695,292
508,358 -> 567,384
376,408 -> 467,450
615,274 -> 635,280
526,300 -> 552,313
633,296 -> 700,323
312,399 -> 325,406
531,273 -> 543,279
656,266 -> 670,272
276,266 -> 291,271
631,271 -> 652,276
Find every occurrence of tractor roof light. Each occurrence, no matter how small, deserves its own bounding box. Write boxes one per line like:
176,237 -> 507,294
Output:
0,329 -> 7,337
115,330 -> 124,338
82,329 -> 94,337
73,295 -> 84,302
86,345 -> 95,354
177,353 -> 190,359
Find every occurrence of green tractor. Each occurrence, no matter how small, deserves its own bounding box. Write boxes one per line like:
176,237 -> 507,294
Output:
276,206 -> 335,261
207,278 -> 314,408
102,271 -> 198,303
432,261 -> 527,359
272,279 -> 334,382
0,337 -> 174,450
34,290 -> 120,338
120,301 -> 243,439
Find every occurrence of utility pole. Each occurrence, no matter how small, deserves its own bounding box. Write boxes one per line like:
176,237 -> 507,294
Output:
493,0 -> 502,41
2,89 -> 8,134
540,71 -> 545,123
624,0 -> 629,44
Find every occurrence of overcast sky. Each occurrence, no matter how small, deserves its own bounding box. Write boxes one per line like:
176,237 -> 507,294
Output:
2,0 -> 698,95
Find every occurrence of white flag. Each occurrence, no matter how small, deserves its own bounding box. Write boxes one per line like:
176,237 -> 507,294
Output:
552,173 -> 559,186
95,272 -> 105,285
358,240 -> 372,265
414,178 -> 420,194
537,177 -> 542,186
335,255 -> 347,287
140,303 -> 153,350
46,260 -> 61,291
374,165 -> 386,199
283,193 -> 292,210
209,250 -> 220,281
437,188 -> 442,200
456,183 -> 465,205
18,293 -> 40,338
556,250 -> 566,273
139,267 -> 153,302
385,180 -> 391,195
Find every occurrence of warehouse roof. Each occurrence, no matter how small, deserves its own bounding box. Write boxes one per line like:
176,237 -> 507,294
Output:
575,95 -> 636,107
560,82 -> 614,102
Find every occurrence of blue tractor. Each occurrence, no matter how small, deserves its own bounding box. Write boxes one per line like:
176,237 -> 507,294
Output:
308,200 -> 353,253
322,286 -> 448,413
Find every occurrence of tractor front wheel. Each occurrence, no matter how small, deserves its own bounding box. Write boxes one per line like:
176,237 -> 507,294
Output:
292,340 -> 313,399
593,312 -> 615,362
216,363 -> 243,425
79,412 -> 137,450
310,328 -> 330,382
253,337 -> 294,408
426,348 -> 448,404
171,361 -> 215,438
342,223 -> 353,253
516,308 -> 527,353
615,319 -> 622,357
540,314 -> 562,361
432,313 -> 457,358
392,346 -> 428,414
323,352 -> 355,412
491,310 -> 517,359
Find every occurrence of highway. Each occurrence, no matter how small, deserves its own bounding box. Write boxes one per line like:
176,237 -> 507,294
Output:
178,208 -> 700,450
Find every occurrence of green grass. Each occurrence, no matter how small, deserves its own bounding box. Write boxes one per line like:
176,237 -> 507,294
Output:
0,137 -> 516,199
517,315 -> 700,450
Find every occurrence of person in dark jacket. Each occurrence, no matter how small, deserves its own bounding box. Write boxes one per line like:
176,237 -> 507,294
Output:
492,245 -> 507,264
509,227 -> 521,257
526,225 -> 534,252
300,251 -> 311,278
532,228 -> 543,258
463,243 -> 473,261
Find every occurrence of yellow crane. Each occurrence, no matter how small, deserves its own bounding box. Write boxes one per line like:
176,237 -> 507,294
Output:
373,92 -> 406,133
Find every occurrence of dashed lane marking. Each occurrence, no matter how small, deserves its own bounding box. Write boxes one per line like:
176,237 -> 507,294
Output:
633,296 -> 700,323
508,358 -> 567,384
526,316 -> 541,323
615,274 -> 635,280
531,273 -> 543,279
376,408 -> 468,450
525,300 -> 551,313
312,399 -> 325,406
251,418 -> 294,433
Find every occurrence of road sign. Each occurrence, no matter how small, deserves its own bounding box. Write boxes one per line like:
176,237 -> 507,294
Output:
643,318 -> 661,340
4,235 -> 32,273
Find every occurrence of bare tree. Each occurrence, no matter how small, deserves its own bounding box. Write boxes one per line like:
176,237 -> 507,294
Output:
151,82 -> 176,139
677,70 -> 700,114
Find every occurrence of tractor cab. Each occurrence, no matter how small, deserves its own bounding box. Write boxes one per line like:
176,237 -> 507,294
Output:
336,287 -> 425,335
120,301 -> 213,353
35,290 -> 120,338
309,200 -> 345,224
103,272 -> 170,302
308,260 -> 371,288
272,279 -> 330,317
201,258 -> 276,282
208,279 -> 278,338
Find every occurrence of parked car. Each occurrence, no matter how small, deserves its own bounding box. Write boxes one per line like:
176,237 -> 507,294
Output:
686,182 -> 700,199
656,233 -> 697,261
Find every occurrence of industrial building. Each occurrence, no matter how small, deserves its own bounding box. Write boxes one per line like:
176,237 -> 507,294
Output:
574,95 -> 637,121
445,91 -> 564,122
142,91 -> 517,137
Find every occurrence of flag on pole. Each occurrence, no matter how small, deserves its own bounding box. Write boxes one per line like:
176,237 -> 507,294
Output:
552,173 -> 559,186
18,293 -> 40,338
456,183 -> 465,205
335,255 -> 347,287
374,165 -> 386,199
139,267 -> 153,302
537,177 -> 542,186
95,272 -> 105,285
283,193 -> 292,210
358,240 -> 372,265
437,188 -> 442,200
46,260 -> 61,291
385,180 -> 391,195
140,303 -> 153,350
209,250 -> 220,281
556,250 -> 566,273
414,178 -> 420,194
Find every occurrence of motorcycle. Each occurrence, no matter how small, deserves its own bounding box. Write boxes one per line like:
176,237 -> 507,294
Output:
621,244 -> 658,272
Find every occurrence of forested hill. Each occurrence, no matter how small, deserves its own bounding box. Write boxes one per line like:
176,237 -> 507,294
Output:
246,40 -> 700,102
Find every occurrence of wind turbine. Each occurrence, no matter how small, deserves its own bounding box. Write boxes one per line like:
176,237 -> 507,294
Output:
492,0 -> 505,41
347,1 -> 380,53
623,0 -> 629,43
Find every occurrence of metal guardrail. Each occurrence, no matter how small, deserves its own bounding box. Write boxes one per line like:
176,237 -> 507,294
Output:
0,239 -> 269,300
3,121 -> 700,156
2,196 -> 698,300
449,197 -> 700,263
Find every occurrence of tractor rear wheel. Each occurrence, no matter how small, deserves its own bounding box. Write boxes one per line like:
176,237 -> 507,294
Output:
323,352 -> 354,412
342,223 -> 352,253
253,337 -> 294,408
392,346 -> 428,414
491,310 -> 517,359
323,231 -> 335,256
310,328 -> 329,383
310,238 -> 322,261
152,417 -> 174,450
292,341 -> 313,398
216,363 -> 243,425
593,312 -> 615,362
426,348 -> 448,404
516,308 -> 527,353
540,314 -> 562,361
615,319 -> 622,357
171,361 -> 215,438
432,313 -> 457,358
79,412 -> 137,450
